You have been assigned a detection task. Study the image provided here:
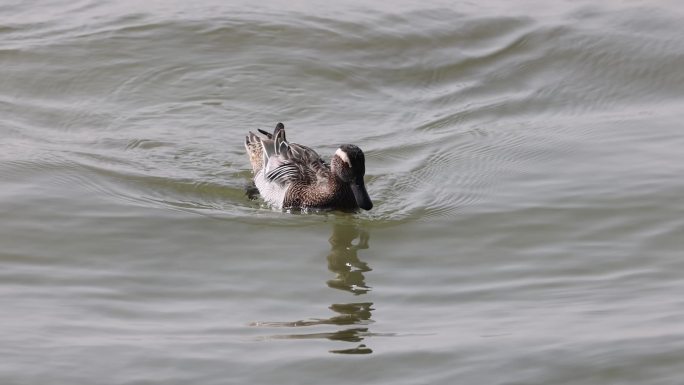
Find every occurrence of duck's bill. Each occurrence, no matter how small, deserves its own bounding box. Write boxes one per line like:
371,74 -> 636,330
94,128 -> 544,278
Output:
351,179 -> 373,210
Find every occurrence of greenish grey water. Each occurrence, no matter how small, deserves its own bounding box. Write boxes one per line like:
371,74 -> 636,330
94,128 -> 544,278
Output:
2,1 -> 684,384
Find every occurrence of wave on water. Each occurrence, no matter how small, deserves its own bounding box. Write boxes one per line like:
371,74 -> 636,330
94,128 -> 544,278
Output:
2,2 -> 683,224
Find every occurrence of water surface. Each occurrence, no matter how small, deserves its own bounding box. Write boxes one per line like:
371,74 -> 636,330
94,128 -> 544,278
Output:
2,1 -> 684,384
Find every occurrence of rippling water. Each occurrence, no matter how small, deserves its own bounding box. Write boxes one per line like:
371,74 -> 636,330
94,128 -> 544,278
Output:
2,0 -> 684,384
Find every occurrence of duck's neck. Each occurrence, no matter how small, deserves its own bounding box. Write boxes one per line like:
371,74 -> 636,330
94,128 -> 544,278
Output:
328,174 -> 346,192
327,176 -> 356,209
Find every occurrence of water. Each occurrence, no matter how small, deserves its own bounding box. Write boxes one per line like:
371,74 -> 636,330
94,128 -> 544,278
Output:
2,0 -> 684,384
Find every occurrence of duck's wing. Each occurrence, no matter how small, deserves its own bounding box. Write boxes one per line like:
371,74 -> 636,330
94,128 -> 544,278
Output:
263,127 -> 329,187
257,122 -> 285,140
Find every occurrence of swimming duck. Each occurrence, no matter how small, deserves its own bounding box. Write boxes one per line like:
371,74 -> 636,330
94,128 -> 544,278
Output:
244,122 -> 373,211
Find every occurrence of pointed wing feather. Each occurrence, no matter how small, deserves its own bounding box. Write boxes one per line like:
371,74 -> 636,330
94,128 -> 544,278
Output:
257,122 -> 286,140
257,129 -> 272,139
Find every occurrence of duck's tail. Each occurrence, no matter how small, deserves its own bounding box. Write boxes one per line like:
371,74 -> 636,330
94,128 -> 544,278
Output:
244,131 -> 264,173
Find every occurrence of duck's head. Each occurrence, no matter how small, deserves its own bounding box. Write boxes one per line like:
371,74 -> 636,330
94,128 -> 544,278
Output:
332,144 -> 373,211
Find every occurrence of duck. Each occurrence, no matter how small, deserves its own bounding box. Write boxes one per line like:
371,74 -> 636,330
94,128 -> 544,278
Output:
244,122 -> 373,211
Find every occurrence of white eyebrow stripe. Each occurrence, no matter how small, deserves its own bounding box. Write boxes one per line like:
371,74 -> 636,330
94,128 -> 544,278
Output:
335,148 -> 351,167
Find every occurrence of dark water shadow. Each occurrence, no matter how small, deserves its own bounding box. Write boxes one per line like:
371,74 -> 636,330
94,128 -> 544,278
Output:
252,221 -> 386,354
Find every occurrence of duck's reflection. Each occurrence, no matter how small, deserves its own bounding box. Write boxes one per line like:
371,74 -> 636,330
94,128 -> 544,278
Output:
254,222 -> 377,354
326,224 -> 371,295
